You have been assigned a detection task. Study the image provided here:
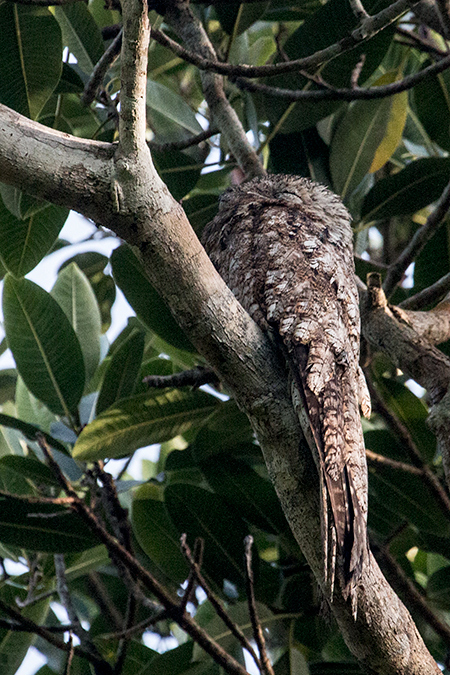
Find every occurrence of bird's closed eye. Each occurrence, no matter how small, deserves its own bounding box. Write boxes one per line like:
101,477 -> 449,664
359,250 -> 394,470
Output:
276,191 -> 303,205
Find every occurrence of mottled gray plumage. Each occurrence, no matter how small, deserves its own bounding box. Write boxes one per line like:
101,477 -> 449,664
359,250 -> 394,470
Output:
202,174 -> 370,608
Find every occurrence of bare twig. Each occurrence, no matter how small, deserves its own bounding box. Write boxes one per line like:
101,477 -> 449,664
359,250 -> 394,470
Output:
435,0 -> 450,38
365,448 -> 423,474
37,434 -> 250,675
179,536 -> 203,615
143,366 -> 218,389
373,544 -> 450,647
0,597 -> 113,674
244,536 -> 274,675
82,30 -> 123,106
149,127 -> 219,153
233,53 -> 450,102
350,53 -> 366,88
383,179 -> 450,297
396,26 -> 447,57
152,0 -> 413,79
180,534 -> 262,672
399,273 -> 450,310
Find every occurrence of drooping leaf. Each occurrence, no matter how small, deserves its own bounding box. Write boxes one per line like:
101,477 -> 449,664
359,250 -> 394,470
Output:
51,263 -> 101,383
361,158 -> 450,222
111,244 -> 195,353
165,483 -> 250,587
0,199 -> 69,277
3,275 -> 85,417
200,454 -> 289,534
52,4 -> 104,74
0,4 -> 62,119
0,495 -> 98,552
147,80 -> 203,135
73,389 -> 219,461
96,327 -> 145,414
369,73 -> 408,173
330,97 -> 392,200
131,483 -> 189,583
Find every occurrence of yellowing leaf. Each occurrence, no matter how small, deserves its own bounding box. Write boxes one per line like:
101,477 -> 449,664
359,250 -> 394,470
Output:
370,71 -> 408,173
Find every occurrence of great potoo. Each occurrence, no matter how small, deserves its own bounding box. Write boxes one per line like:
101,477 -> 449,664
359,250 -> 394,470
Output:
201,174 -> 371,609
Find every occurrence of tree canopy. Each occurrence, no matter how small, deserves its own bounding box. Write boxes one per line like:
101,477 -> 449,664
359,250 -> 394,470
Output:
0,1 -> 450,674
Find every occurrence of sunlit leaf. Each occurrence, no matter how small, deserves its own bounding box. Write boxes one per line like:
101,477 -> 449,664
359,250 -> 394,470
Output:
0,4 -> 62,119
3,276 -> 85,417
73,389 -> 219,461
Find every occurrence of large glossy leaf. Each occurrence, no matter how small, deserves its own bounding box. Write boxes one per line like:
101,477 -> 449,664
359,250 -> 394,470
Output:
427,566 -> 450,609
153,150 -> 201,201
73,389 -> 219,461
51,263 -> 101,383
147,80 -> 203,135
0,494 -> 98,552
165,483 -> 250,587
371,375 -> 436,462
200,454 -> 289,534
52,4 -> 104,74
3,276 -> 85,417
330,97 -> 392,200
0,4 -> 62,119
361,158 -> 450,222
59,251 -> 116,333
0,199 -> 69,277
413,66 -> 450,152
96,327 -> 145,414
369,73 -> 408,173
131,483 -> 189,583
111,244 -> 195,353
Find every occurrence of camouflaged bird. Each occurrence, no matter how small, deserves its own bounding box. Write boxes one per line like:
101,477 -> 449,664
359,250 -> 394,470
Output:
201,174 -> 371,611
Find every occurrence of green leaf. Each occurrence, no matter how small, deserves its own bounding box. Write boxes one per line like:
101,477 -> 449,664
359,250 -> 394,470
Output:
73,389 -> 219,461
96,327 -> 145,415
361,158 -> 450,222
52,4 -> 104,74
369,73 -> 408,173
111,244 -> 195,353
165,483 -> 250,587
3,275 -> 85,417
330,97 -> 392,200
0,494 -> 98,552
200,454 -> 289,534
412,66 -> 450,152
131,483 -> 189,583
51,263 -> 101,383
147,80 -> 203,136
153,150 -> 201,201
0,455 -> 59,492
274,646 -> 310,675
0,4 -> 62,119
372,375 -> 436,462
427,566 -> 450,608
0,199 -> 69,277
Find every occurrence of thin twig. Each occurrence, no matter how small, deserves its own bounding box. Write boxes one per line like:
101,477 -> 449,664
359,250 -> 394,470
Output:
179,536 -> 203,615
396,26 -> 447,57
366,374 -> 450,517
383,178 -> 450,297
232,52 -> 450,102
0,598 -> 113,674
399,273 -> 450,310
373,543 -> 450,647
100,609 -> 169,641
36,434 -> 250,675
63,634 -> 75,675
149,127 -> 219,153
350,53 -> 366,88
82,30 -> 123,106
244,536 -> 274,675
180,534 -> 262,672
349,0 -> 370,21
365,448 -> 423,474
151,1 -> 413,79
0,619 -> 76,632
143,366 -> 218,389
